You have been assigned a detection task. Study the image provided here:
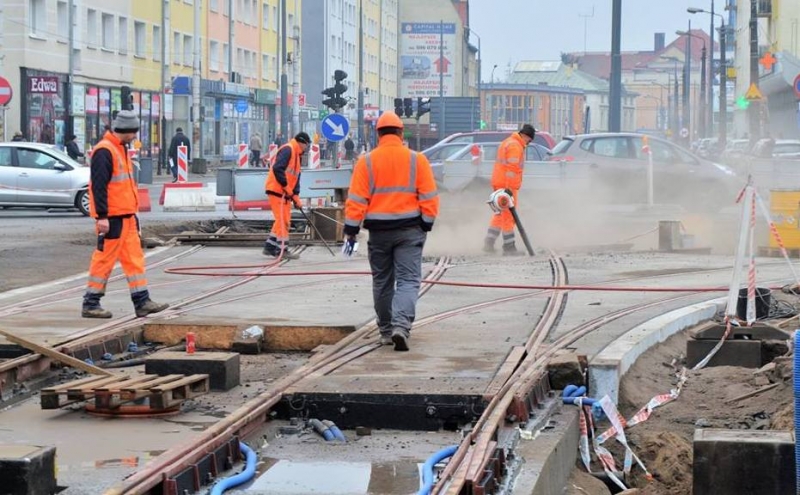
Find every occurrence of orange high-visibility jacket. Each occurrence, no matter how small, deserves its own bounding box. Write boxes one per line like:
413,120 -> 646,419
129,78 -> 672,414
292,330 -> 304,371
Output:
491,133 -> 526,191
265,139 -> 303,196
345,134 -> 439,232
89,132 -> 139,218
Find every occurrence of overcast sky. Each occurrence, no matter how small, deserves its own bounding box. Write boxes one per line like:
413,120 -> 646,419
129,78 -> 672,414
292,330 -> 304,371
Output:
470,0 -> 716,81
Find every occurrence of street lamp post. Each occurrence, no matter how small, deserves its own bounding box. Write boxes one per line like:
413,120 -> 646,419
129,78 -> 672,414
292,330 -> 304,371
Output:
469,29 -> 481,131
661,56 -> 681,138
490,64 -> 498,131
689,6 -> 727,147
677,29 -> 707,138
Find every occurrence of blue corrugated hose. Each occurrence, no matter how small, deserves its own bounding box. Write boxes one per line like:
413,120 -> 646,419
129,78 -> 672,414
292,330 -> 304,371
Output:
794,330 -> 799,493
563,384 -> 604,420
209,441 -> 257,495
418,445 -> 458,495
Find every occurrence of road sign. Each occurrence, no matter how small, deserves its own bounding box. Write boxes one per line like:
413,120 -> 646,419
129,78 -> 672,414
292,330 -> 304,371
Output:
0,77 -> 13,106
235,99 -> 249,113
321,113 -> 349,142
794,74 -> 800,99
745,83 -> 764,101
680,127 -> 689,138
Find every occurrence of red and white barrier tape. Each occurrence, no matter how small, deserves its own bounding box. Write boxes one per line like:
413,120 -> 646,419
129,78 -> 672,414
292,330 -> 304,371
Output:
755,191 -> 800,287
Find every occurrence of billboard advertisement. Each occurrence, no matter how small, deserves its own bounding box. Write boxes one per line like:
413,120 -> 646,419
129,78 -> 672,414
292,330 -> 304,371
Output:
400,22 -> 456,98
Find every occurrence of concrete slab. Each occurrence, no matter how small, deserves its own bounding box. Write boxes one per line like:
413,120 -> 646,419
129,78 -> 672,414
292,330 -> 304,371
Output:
0,444 -> 57,495
693,429 -> 796,495
686,339 -> 762,368
162,186 -> 216,212
145,351 -> 240,391
588,299 -> 724,404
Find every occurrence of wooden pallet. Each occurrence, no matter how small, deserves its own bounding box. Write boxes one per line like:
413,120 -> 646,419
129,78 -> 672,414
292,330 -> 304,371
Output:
758,246 -> 800,258
41,373 -> 209,411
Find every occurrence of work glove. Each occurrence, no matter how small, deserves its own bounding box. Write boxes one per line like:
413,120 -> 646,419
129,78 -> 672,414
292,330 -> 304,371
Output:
342,235 -> 358,257
291,195 -> 303,209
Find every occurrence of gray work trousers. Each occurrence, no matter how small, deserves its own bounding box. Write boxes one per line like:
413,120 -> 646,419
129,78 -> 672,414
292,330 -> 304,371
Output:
367,226 -> 427,338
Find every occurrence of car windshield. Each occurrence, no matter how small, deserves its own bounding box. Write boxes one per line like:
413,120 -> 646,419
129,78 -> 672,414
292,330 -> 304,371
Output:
551,138 -> 574,155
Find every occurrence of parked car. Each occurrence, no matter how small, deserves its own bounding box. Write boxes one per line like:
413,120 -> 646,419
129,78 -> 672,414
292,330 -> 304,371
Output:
771,140 -> 800,160
550,133 -> 739,208
0,142 -> 91,215
431,141 -> 551,191
438,130 -> 557,150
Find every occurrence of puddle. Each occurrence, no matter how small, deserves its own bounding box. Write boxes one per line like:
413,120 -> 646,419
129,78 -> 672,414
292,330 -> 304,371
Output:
245,459 -> 420,494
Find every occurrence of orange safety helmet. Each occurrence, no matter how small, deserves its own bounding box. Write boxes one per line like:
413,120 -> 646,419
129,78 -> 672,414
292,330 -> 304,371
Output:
376,112 -> 404,130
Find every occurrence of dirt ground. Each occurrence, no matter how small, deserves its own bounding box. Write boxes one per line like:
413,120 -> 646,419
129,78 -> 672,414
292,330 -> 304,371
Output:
605,329 -> 795,494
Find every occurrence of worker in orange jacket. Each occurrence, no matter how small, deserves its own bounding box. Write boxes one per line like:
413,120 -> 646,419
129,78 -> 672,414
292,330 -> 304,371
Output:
484,124 -> 536,255
263,132 -> 310,259
344,112 -> 440,351
82,110 -> 169,318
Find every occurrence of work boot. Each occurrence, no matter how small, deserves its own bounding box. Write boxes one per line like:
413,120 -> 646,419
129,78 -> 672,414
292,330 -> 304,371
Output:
379,334 -> 393,346
82,306 -> 113,319
135,299 -> 169,318
503,244 -> 525,256
482,239 -> 496,254
279,249 -> 300,260
391,328 -> 410,352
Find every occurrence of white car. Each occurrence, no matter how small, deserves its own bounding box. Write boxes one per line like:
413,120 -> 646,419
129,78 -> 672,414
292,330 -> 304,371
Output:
0,142 -> 91,215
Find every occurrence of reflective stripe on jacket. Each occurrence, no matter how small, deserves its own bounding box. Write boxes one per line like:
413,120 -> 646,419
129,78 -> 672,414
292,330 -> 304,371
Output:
89,132 -> 139,218
265,139 -> 302,195
345,134 -> 439,231
491,133 -> 526,191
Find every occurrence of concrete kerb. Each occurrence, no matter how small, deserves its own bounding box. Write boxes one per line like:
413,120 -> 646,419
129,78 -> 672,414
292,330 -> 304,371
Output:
163,185 -> 216,212
588,297 -> 726,405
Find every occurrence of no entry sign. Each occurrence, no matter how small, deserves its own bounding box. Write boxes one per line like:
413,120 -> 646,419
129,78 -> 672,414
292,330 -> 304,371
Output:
0,77 -> 12,106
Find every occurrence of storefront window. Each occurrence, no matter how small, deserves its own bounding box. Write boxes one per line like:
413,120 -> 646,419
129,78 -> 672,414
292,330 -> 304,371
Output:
23,70 -> 67,145
99,88 -> 111,136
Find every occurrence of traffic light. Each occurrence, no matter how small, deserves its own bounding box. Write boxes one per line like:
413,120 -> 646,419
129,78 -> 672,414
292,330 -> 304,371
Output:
321,70 -> 349,110
403,98 -> 413,118
416,97 -> 431,118
394,98 -> 404,116
736,96 -> 750,110
479,120 -> 487,130
121,86 -> 133,111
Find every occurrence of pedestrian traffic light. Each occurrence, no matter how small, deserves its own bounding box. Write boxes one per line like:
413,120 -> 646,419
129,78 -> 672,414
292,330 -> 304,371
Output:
480,120 -> 487,130
416,97 -> 431,118
394,98 -> 404,116
736,96 -> 750,110
321,70 -> 349,110
403,98 -> 414,118
121,86 -> 133,111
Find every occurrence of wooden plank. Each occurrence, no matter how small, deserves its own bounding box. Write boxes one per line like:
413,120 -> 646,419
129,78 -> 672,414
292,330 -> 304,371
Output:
150,374 -> 209,392
94,375 -> 159,392
67,376 -> 128,396
119,375 -> 184,393
0,328 -> 111,376
150,374 -> 209,410
483,346 -> 526,399
42,374 -> 122,394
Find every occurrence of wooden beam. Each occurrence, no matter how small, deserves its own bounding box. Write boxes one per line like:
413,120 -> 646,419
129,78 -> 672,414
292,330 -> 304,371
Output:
0,328 -> 111,376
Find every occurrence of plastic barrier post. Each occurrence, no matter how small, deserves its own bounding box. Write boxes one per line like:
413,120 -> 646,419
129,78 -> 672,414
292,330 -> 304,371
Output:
177,145 -> 189,183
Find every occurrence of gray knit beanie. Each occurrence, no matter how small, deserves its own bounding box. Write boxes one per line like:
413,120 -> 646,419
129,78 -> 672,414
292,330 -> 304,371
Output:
112,110 -> 140,133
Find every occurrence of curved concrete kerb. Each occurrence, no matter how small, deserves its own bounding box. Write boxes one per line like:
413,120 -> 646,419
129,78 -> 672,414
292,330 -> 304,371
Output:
589,297 -> 726,405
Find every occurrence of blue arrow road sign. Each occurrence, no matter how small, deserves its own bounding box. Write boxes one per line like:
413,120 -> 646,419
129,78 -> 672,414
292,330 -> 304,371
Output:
321,113 -> 349,142
235,99 -> 249,113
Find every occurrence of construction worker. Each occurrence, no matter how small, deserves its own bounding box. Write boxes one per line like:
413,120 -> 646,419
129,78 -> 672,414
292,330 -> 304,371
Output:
82,110 -> 169,319
263,131 -> 311,259
483,124 -> 536,255
344,113 -> 439,351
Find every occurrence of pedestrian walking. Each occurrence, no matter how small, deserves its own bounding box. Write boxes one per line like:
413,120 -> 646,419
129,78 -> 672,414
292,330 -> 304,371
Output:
343,113 -> 439,352
250,132 -> 263,167
262,132 -> 311,260
167,127 -> 191,183
344,136 -> 355,161
81,110 -> 169,319
65,134 -> 84,161
483,124 -> 536,255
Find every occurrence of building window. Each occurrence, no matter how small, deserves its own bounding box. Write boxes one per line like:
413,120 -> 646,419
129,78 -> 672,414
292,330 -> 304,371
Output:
210,40 -> 220,71
183,35 -> 192,66
86,9 -> 97,47
57,1 -> 68,39
223,0 -> 229,16
102,13 -> 115,50
252,0 -> 258,25
272,6 -> 277,30
262,2 -> 269,29
153,25 -> 161,61
262,54 -> 269,80
118,17 -> 128,53
223,43 -> 229,72
29,0 -> 47,37
210,0 -> 218,12
173,32 -> 181,65
134,21 -> 146,57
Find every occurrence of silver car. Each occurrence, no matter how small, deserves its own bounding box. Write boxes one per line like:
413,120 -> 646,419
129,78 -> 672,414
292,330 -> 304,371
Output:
0,142 -> 91,215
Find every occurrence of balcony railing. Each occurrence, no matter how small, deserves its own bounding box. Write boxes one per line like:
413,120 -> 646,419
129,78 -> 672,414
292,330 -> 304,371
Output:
757,0 -> 772,17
